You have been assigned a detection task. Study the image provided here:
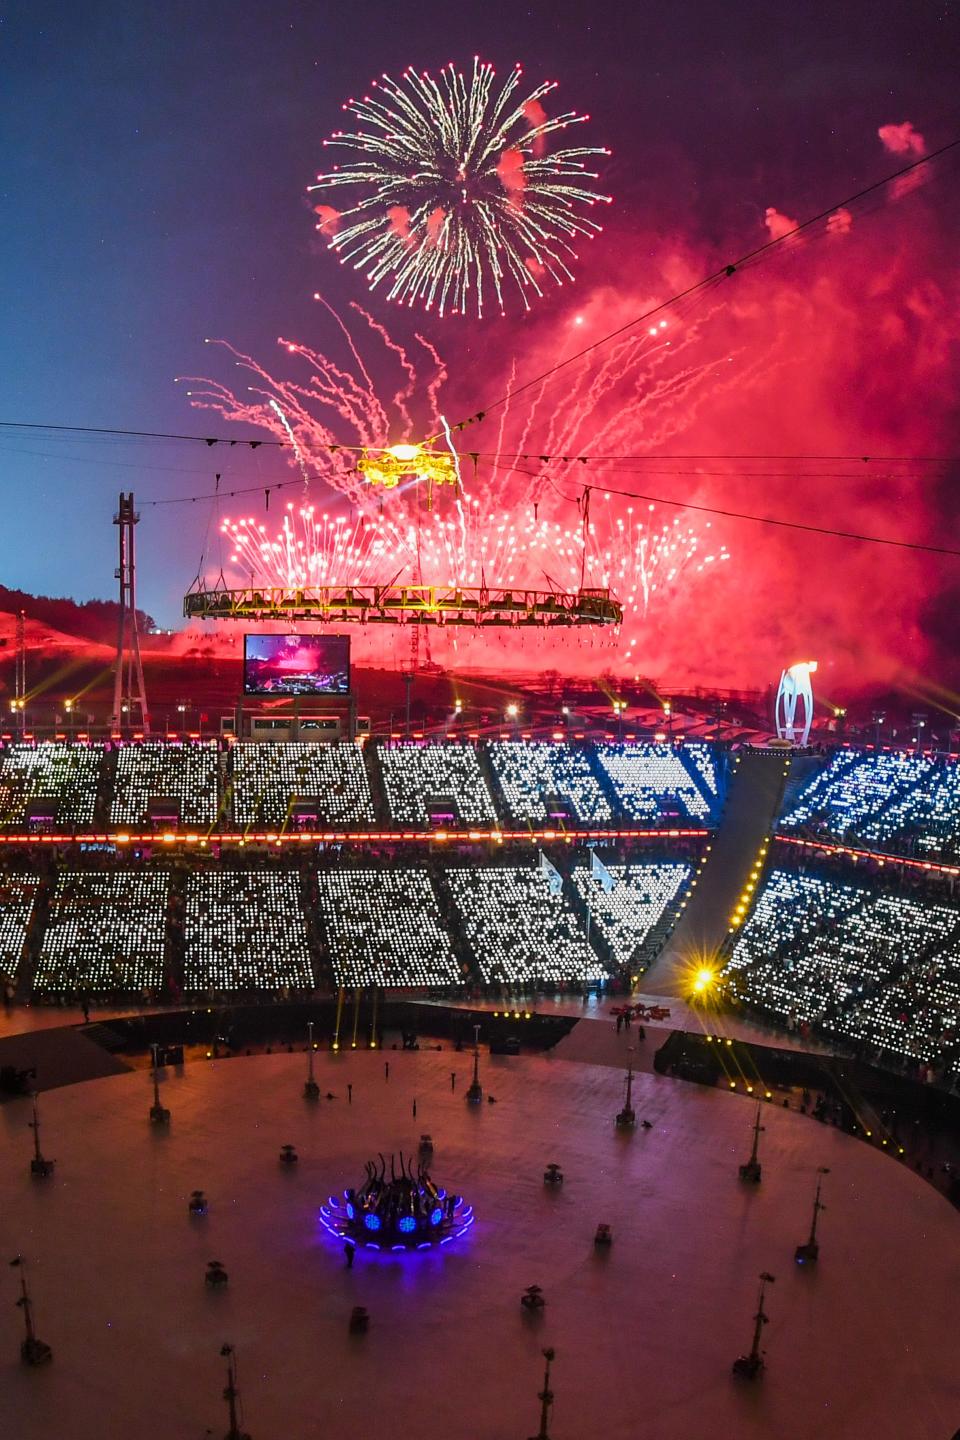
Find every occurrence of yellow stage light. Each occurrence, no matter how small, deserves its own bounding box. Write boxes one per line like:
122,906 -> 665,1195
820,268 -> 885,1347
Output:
691,965 -> 716,996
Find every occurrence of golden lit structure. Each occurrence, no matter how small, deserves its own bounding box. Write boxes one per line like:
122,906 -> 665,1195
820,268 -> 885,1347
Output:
184,583 -> 622,627
357,442 -> 459,498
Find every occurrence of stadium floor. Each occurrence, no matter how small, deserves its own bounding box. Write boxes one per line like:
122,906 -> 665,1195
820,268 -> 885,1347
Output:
2,1047 -> 957,1439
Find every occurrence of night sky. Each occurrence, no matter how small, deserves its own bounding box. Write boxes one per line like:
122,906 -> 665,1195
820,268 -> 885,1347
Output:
2,1 -> 958,689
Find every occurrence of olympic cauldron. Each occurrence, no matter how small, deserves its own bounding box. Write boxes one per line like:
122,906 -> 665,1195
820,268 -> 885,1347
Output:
319,1152 -> 474,1252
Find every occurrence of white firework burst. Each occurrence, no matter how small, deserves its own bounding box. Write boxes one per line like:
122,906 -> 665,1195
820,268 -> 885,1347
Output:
309,58 -> 611,318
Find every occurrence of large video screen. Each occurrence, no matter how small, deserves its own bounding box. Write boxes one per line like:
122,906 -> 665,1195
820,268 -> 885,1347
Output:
243,634 -> 350,697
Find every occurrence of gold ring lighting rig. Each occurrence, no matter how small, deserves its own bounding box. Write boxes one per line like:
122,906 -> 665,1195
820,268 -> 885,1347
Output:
183,583 -> 622,627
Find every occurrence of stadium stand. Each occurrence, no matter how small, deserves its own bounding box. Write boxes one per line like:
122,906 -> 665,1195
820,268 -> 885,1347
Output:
231,741 -> 375,827
488,741 -> 612,824
110,740 -> 221,826
725,866 -> 960,1074
683,741 -> 719,798
779,750 -> 933,843
0,871 -> 40,982
34,870 -> 168,994
858,762 -> 960,860
570,860 -> 692,968
446,864 -> 605,985
184,871 -> 313,992
0,742 -> 104,830
378,742 -> 497,826
313,868 -> 459,986
595,743 -> 711,821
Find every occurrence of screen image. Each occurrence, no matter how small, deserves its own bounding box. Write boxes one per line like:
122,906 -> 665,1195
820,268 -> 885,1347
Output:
243,634 -> 350,697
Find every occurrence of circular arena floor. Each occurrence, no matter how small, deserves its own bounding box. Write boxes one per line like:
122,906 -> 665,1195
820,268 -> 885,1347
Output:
2,1048 -> 958,1439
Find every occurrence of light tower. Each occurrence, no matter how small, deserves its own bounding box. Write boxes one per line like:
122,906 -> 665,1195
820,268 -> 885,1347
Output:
732,1272 -> 775,1379
219,1343 -> 251,1440
15,609 -> 26,731
795,1167 -> 829,1265
738,1104 -> 764,1183
526,1347 -> 556,1440
465,1022 -> 483,1104
111,493 -> 149,733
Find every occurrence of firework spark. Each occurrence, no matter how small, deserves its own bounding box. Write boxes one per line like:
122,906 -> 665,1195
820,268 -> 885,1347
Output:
309,59 -> 611,317
180,296 -> 732,660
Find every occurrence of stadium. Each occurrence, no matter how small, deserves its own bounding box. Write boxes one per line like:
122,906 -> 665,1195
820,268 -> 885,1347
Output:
5,6 -> 960,1439
2,707 -> 959,1438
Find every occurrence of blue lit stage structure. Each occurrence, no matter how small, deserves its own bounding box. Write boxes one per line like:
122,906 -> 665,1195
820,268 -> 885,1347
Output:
319,1152 -> 474,1252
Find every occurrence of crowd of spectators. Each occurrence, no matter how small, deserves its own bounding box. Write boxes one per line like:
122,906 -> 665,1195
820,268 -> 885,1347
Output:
230,741 -> 375,827
0,742 -> 104,829
34,869 -> 168,995
488,741 -> 612,824
183,871 -> 313,993
594,744 -> 712,821
725,863 -> 960,1083
111,740 -> 221,827
314,868 -> 460,987
570,860 -> 691,969
780,749 -> 960,862
445,864 -> 606,986
0,738 -> 725,833
378,742 -> 497,826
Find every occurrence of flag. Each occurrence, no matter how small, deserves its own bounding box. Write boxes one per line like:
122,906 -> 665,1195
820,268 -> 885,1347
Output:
591,850 -> 616,893
539,851 -> 563,896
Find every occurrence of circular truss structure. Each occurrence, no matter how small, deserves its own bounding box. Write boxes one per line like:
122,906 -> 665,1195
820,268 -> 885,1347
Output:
183,583 -> 622,627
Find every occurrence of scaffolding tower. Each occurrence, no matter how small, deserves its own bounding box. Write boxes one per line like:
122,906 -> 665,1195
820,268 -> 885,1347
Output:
111,492 -> 149,732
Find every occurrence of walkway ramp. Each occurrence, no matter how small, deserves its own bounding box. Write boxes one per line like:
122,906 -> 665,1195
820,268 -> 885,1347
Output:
641,750 -> 789,995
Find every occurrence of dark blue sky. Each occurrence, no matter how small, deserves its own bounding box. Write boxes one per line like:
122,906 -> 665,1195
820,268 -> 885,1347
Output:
1,0 -> 956,626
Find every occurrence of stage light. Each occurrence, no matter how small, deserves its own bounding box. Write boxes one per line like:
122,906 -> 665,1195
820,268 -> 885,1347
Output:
691,965 -> 717,996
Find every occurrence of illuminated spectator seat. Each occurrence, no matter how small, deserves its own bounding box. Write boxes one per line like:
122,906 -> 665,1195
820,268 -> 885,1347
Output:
314,869 -> 458,987
379,742 -> 497,826
571,861 -> 691,967
446,866 -> 604,985
0,872 -> 41,981
780,751 -> 934,841
110,741 -> 220,827
683,742 -> 719,798
184,871 -> 313,991
231,742 -> 374,827
859,762 -> 960,860
34,870 -> 168,994
595,744 -> 711,821
488,742 -> 611,824
725,867 -> 960,1073
0,743 -> 104,830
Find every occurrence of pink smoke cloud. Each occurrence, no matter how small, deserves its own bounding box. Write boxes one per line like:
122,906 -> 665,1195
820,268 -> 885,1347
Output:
313,204 -> 340,235
878,121 -> 926,157
763,207 -> 798,241
425,206 -> 446,247
879,121 -> 929,199
523,97 -> 548,157
387,205 -> 413,244
497,148 -> 527,200
826,207 -> 853,236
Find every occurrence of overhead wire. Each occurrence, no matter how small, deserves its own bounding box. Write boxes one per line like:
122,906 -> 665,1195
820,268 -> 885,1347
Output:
532,472 -> 960,558
435,132 -> 960,433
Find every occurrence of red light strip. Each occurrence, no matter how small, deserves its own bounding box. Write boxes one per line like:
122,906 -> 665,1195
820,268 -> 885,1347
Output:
0,826 -> 710,847
776,833 -> 960,877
